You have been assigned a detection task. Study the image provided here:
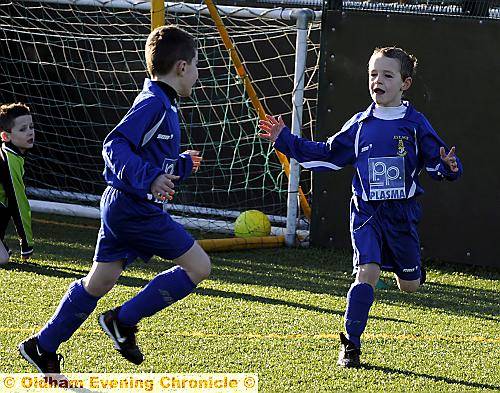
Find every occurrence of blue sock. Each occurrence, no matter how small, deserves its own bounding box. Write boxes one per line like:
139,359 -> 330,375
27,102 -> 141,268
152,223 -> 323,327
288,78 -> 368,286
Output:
118,266 -> 196,326
37,279 -> 99,353
344,282 -> 374,349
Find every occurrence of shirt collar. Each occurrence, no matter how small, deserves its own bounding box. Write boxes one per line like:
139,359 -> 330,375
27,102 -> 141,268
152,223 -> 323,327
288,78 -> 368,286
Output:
154,80 -> 179,106
2,142 -> 24,157
358,102 -> 375,122
142,78 -> 178,110
373,103 -> 407,120
359,101 -> 415,122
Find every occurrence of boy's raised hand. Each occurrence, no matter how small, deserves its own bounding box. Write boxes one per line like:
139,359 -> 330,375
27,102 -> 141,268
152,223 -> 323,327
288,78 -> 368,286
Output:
151,173 -> 179,201
440,146 -> 459,172
183,149 -> 202,173
259,114 -> 286,142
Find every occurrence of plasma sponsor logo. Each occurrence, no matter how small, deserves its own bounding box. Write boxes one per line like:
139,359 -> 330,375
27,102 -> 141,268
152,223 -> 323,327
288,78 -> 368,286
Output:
368,156 -> 406,200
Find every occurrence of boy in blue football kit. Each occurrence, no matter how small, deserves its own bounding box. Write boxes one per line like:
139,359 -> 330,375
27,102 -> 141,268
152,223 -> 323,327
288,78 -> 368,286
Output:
19,26 -> 211,373
259,47 -> 462,368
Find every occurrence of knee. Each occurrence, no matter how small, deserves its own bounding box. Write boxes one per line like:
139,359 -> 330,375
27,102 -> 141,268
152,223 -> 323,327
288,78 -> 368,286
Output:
83,275 -> 117,297
187,253 -> 211,284
196,254 -> 212,281
356,263 -> 381,288
0,256 -> 9,265
398,281 -> 420,293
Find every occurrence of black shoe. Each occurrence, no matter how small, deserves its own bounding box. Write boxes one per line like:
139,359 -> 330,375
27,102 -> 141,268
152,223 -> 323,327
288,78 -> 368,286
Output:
337,332 -> 361,368
99,307 -> 144,365
420,266 -> 427,286
18,336 -> 63,374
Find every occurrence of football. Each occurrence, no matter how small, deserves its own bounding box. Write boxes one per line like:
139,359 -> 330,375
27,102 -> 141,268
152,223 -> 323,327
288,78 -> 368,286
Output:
234,210 -> 271,238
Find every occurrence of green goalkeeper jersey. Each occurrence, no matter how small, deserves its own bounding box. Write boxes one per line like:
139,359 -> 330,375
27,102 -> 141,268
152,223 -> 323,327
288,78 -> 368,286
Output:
0,142 -> 33,257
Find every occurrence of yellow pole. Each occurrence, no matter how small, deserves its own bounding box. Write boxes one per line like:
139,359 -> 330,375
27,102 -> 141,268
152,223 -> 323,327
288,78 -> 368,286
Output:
151,0 -> 165,30
203,0 -> 312,220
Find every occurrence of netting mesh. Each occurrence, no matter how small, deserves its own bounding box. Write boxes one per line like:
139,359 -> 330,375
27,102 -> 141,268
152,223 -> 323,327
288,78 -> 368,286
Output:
0,1 -> 320,230
191,0 -> 500,18
342,0 -> 499,18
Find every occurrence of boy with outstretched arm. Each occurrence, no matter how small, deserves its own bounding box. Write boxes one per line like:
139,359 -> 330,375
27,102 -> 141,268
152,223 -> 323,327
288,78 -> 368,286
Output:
259,47 -> 462,368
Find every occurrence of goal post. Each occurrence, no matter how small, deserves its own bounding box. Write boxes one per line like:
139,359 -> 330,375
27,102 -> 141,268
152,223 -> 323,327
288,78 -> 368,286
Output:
151,0 -> 165,30
202,0 -> 314,245
0,1 -> 321,245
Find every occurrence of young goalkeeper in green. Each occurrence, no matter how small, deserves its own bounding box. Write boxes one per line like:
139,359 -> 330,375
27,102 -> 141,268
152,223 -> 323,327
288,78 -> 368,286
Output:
0,102 -> 35,264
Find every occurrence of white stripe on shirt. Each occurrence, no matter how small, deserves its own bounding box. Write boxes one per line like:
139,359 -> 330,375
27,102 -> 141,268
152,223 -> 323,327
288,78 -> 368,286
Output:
408,169 -> 417,198
300,161 -> 343,170
141,111 -> 166,147
354,122 -> 362,157
426,163 -> 440,172
357,168 -> 368,201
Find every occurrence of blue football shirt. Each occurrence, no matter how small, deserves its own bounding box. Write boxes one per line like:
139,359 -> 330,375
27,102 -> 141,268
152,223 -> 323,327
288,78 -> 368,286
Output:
274,102 -> 462,201
102,78 -> 193,200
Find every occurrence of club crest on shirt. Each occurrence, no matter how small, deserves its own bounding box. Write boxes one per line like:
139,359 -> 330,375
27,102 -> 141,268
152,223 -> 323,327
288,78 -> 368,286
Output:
162,158 -> 177,175
394,135 -> 409,157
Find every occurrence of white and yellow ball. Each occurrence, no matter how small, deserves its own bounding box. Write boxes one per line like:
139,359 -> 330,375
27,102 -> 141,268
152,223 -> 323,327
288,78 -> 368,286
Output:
234,210 -> 271,238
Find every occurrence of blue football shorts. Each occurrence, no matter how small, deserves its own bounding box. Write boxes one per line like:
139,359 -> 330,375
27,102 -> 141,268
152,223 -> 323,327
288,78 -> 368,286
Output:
350,195 -> 422,281
93,186 -> 195,267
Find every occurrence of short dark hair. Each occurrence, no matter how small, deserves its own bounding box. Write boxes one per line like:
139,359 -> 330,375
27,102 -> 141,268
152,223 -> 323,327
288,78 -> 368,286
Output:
372,47 -> 418,80
0,102 -> 30,131
145,25 -> 197,77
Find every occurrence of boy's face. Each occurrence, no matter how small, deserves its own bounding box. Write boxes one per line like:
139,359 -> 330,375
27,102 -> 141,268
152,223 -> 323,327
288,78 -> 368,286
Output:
368,53 -> 411,107
1,114 -> 35,152
178,52 -> 199,97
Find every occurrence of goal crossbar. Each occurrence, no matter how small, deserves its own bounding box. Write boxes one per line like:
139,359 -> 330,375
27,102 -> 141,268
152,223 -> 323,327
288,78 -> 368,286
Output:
22,0 -> 322,21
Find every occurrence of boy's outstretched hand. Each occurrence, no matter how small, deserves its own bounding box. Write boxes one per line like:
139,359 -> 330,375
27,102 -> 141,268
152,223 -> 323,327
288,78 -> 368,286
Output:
259,114 -> 286,142
183,149 -> 202,173
440,146 -> 459,172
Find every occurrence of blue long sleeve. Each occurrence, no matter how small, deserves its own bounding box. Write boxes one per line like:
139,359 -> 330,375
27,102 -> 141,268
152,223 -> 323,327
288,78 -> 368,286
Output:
273,123 -> 356,172
176,153 -> 193,182
272,103 -> 461,202
103,134 -> 163,197
418,115 -> 463,181
274,127 -> 331,160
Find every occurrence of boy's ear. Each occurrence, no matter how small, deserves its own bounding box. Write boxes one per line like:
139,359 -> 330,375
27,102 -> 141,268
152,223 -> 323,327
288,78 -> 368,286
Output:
401,77 -> 412,91
0,130 -> 10,142
174,59 -> 187,76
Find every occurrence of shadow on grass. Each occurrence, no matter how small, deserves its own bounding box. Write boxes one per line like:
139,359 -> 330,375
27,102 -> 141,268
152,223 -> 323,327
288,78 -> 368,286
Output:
0,260 -> 149,289
362,364 -> 500,391
378,280 -> 500,322
197,287 -> 409,323
207,250 -> 500,321
8,226 -> 500,322
0,259 -> 408,324
1,260 -> 89,277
